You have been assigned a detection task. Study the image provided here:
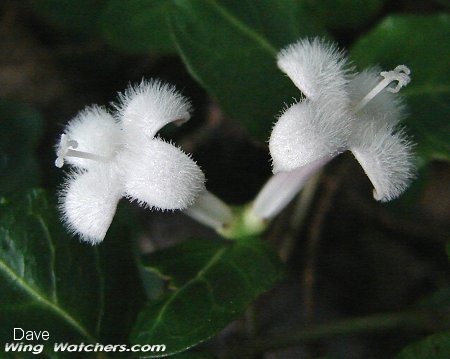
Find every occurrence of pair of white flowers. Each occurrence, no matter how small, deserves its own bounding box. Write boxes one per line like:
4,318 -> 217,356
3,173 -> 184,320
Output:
56,37 -> 415,244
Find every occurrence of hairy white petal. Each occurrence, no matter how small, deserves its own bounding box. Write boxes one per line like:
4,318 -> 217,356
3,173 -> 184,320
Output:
277,37 -> 352,101
62,105 -> 122,169
59,165 -> 123,244
349,68 -> 406,128
269,99 -> 349,172
116,79 -> 192,144
120,138 -> 205,210
349,121 -> 415,202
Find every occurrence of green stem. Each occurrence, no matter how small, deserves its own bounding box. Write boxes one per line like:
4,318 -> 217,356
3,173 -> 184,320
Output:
218,204 -> 268,240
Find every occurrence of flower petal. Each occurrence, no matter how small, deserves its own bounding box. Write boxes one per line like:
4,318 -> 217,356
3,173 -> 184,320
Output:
59,165 -> 122,244
277,37 -> 352,101
62,105 -> 122,169
120,138 -> 205,210
116,79 -> 192,144
349,68 -> 406,128
269,99 -> 349,172
349,121 -> 415,202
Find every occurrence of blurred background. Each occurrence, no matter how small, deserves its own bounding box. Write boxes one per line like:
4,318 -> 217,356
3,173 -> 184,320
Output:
0,0 -> 449,358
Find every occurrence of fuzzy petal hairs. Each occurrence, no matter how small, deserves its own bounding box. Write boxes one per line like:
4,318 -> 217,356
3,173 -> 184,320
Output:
253,37 -> 415,222
271,38 -> 415,203
56,80 -> 205,244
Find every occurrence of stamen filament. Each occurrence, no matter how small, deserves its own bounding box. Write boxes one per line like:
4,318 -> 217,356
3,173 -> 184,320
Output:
65,149 -> 109,162
354,65 -> 411,113
55,134 -> 109,168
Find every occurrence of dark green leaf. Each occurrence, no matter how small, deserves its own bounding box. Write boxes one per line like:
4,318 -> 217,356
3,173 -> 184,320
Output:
396,332 -> 450,359
96,203 -> 147,343
384,164 -> 429,212
31,0 -> 107,35
0,190 -> 145,348
141,267 -> 166,300
172,351 -> 217,359
351,14 -> 450,163
141,238 -> 225,288
415,287 -> 450,311
0,190 -> 103,343
406,93 -> 449,164
131,237 -> 284,356
169,0 -> 326,140
304,0 -> 385,29
101,0 -> 175,54
0,100 -> 43,195
433,0 -> 450,8
398,287 -> 450,358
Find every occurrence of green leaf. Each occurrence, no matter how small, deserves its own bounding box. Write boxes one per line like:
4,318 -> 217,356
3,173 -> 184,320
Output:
384,164 -> 429,212
351,14 -> 450,163
396,331 -> 450,359
172,351 -> 217,359
96,203 -> 147,343
0,100 -> 43,195
398,288 -> 450,358
433,0 -> 450,8
415,287 -> 450,311
31,0 -> 107,35
406,93 -> 449,164
304,0 -> 385,30
169,0 -> 326,141
131,237 -> 284,356
141,238 -> 226,288
0,191 -> 145,348
101,0 -> 175,54
141,266 -> 166,300
0,190 -> 102,343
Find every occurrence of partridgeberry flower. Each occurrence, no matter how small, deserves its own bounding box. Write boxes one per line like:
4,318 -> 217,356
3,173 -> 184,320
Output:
252,37 -> 415,220
56,80 -> 205,244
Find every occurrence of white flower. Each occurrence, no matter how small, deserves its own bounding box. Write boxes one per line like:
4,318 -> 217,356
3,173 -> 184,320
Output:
270,38 -> 415,202
252,37 -> 415,221
56,80 -> 205,244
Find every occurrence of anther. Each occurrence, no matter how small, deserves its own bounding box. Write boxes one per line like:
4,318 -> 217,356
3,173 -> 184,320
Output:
55,134 -> 108,168
354,65 -> 411,113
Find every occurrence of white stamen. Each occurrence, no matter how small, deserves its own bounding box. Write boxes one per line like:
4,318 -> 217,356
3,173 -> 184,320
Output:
55,134 -> 108,168
64,149 -> 109,162
353,65 -> 411,113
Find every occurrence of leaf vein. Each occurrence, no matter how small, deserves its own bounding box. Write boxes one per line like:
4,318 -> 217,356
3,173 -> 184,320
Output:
0,258 -> 96,342
205,0 -> 277,55
143,246 -> 228,338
